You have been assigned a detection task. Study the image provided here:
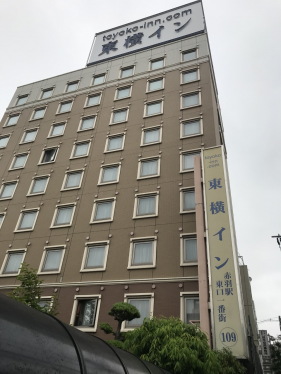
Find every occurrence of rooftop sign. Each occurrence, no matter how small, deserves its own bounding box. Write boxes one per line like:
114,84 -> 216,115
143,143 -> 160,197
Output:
87,1 -> 204,65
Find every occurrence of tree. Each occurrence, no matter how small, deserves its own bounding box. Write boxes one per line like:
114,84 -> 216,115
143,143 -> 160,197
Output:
100,302 -> 140,343
8,262 -> 58,316
271,335 -> 281,374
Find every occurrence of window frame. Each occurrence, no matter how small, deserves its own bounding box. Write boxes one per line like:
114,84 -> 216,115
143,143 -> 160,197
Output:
15,94 -> 29,106
98,162 -> 121,186
84,92 -> 102,108
20,127 -> 39,144
80,240 -> 110,272
181,68 -> 200,85
149,57 -> 165,71
70,140 -> 91,159
133,191 -> 159,219
0,134 -> 11,148
146,76 -> 165,93
0,212 -> 6,229
47,121 -> 67,138
4,113 -> 21,127
70,294 -> 101,332
90,197 -> 116,224
9,152 -> 29,171
77,114 -> 97,132
92,73 -> 106,86
180,292 -> 200,324
30,106 -> 47,121
128,237 -> 157,269
64,80 -> 80,93
38,245 -> 66,275
137,156 -> 161,180
40,87 -> 54,100
104,132 -> 126,153
61,168 -> 84,191
56,100 -> 74,115
14,208 -> 40,233
180,90 -> 201,110
140,125 -> 162,147
114,85 -> 132,101
50,203 -> 76,229
180,149 -> 201,173
181,48 -> 198,63
180,117 -> 203,139
180,233 -> 198,266
27,174 -> 50,196
119,65 -> 135,79
110,106 -> 129,125
122,293 -> 154,331
143,99 -> 164,118
0,248 -> 27,277
180,187 -> 196,214
38,146 -> 59,165
0,180 -> 18,200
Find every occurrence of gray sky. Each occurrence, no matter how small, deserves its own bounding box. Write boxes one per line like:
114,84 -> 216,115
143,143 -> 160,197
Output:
0,0 -> 280,337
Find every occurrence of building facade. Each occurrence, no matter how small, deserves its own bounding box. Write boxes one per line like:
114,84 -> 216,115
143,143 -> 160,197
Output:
0,1 -> 249,360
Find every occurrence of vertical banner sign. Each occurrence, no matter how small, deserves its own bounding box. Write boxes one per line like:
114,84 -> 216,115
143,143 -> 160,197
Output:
260,330 -> 270,357
203,146 -> 247,357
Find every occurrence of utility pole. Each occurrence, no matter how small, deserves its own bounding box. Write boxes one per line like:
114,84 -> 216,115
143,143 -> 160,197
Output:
271,234 -> 281,250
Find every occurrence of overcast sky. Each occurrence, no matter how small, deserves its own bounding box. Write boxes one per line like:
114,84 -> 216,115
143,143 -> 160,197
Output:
0,0 -> 280,338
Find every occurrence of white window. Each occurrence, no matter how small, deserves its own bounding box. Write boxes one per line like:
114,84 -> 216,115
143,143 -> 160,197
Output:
180,151 -> 200,173
182,49 -> 197,62
70,295 -> 101,332
133,192 -> 159,219
65,81 -> 79,93
120,66 -> 134,78
123,293 -> 154,330
48,122 -> 66,137
110,108 -> 128,124
181,92 -> 201,109
31,107 -> 46,120
180,235 -> 198,265
0,249 -> 26,276
137,157 -> 160,179
16,95 -> 28,106
180,293 -> 200,324
0,135 -> 10,148
51,204 -> 76,228
147,78 -> 164,92
105,133 -> 125,153
0,181 -> 18,200
85,93 -> 101,107
39,147 -> 58,164
71,141 -> 91,159
78,116 -> 96,131
98,164 -> 120,185
38,246 -> 65,274
20,128 -> 38,144
181,69 -> 199,84
180,188 -> 195,213
57,101 -> 73,114
28,175 -> 50,196
81,241 -> 109,272
115,86 -> 131,100
128,237 -> 157,269
150,58 -> 164,70
144,100 -> 163,117
10,153 -> 29,170
181,118 -> 202,138
90,198 -> 116,224
15,209 -> 39,232
92,74 -> 105,86
41,88 -> 54,99
0,213 -> 6,229
62,169 -> 84,191
5,114 -> 20,127
141,126 -> 162,146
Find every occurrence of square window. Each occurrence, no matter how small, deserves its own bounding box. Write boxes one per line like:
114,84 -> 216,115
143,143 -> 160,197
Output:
52,205 -> 75,227
74,299 -> 98,327
58,101 -> 72,114
6,114 -> 20,126
183,237 -> 198,263
29,176 -> 49,195
86,94 -> 101,107
142,127 -> 161,145
41,88 -> 53,99
182,190 -> 195,212
41,249 -> 63,272
40,148 -> 58,164
0,182 -> 17,199
151,59 -> 164,70
16,210 -> 38,231
181,152 -> 200,172
126,299 -> 151,327
182,120 -> 201,137
145,101 -> 162,116
139,158 -> 159,179
121,66 -> 134,78
91,199 -> 115,223
0,135 -> 10,148
93,74 -> 105,85
63,171 -> 83,190
112,109 -> 128,124
99,165 -> 119,184
134,193 -> 158,218
182,93 -> 199,108
66,81 -> 79,92
79,116 -> 96,131
148,78 -> 163,91
72,142 -> 90,158
49,122 -> 66,137
32,108 -> 46,120
3,252 -> 25,274
185,297 -> 200,324
16,95 -> 28,106
83,243 -> 108,270
106,135 -> 124,152
21,129 -> 38,143
11,153 -> 28,169
182,49 -> 197,62
132,241 -> 153,265
116,86 -> 131,100
182,70 -> 198,84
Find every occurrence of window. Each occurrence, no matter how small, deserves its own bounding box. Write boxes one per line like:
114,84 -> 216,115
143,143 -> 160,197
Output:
90,198 -> 116,224
98,164 -> 120,185
144,100 -> 163,117
48,122 -> 66,137
78,116 -> 96,131
128,237 -> 157,269
0,213 -> 6,229
150,58 -> 164,70
81,241 -> 109,272
5,114 -> 20,127
20,128 -> 38,144
38,297 -> 53,309
182,49 -> 197,62
71,141 -> 91,159
138,157 -> 160,179
51,204 -> 76,228
181,69 -> 199,84
181,118 -> 202,138
133,192 -> 159,219
123,294 -> 154,330
66,81 -> 79,93
41,88 -> 54,99
28,176 -> 49,196
180,151 -> 200,173
70,295 -> 101,332
115,86 -> 131,100
31,107 -> 46,120
10,153 -> 28,170
180,235 -> 198,265
180,293 -> 200,324
57,101 -> 73,114
0,135 -> 10,148
180,188 -> 195,213
15,209 -> 39,232
147,78 -> 164,92
16,95 -> 28,106
141,126 -> 162,146
110,108 -> 128,124
92,74 -> 105,86
62,170 -> 84,190
181,92 -> 201,109
0,181 -> 18,200
39,147 -> 58,164
120,66 -> 134,78
85,93 -> 101,107
105,133 -> 125,153
38,246 -> 65,274
0,250 -> 26,276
